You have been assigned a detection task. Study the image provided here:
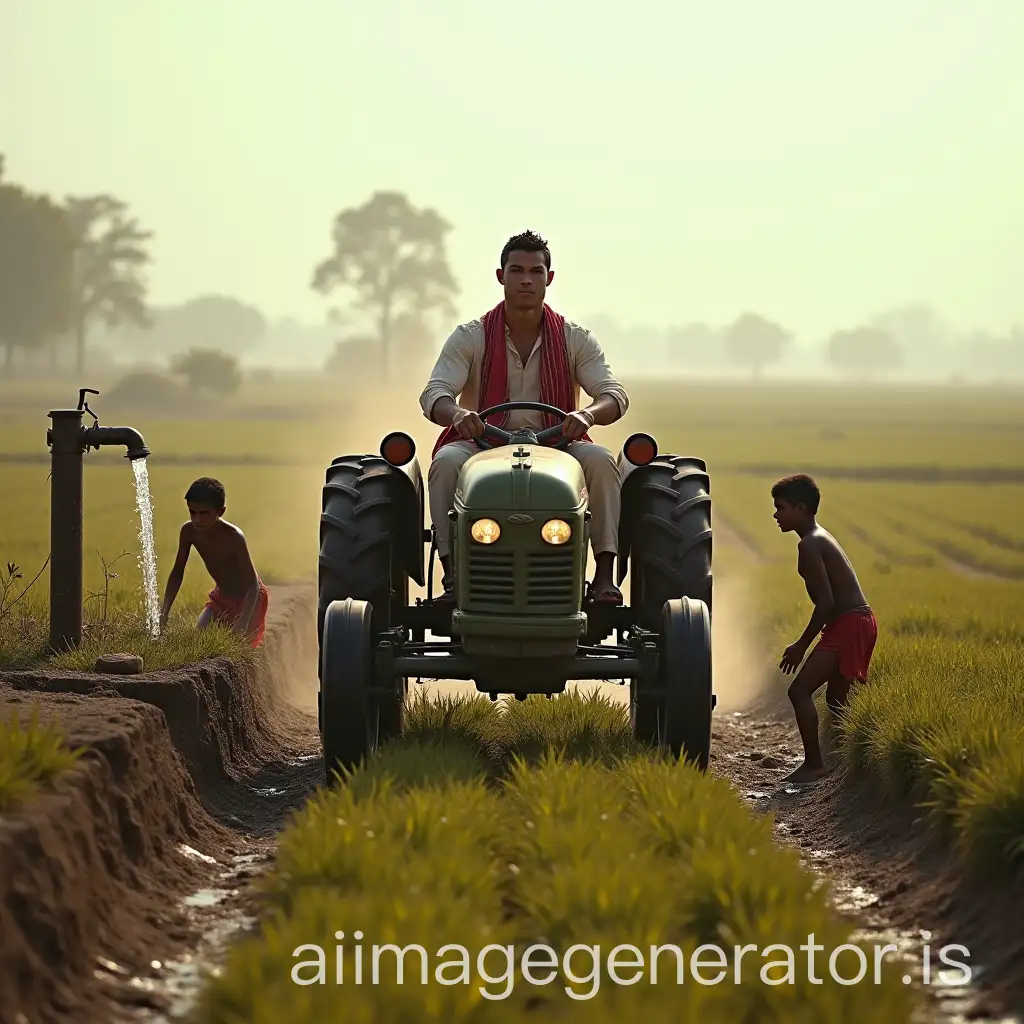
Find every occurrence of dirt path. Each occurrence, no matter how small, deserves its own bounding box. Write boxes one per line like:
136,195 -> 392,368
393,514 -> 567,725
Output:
123,592 -> 325,1023
688,530 -> 1023,1020
0,585 -> 326,1023
710,708 -> 1024,1023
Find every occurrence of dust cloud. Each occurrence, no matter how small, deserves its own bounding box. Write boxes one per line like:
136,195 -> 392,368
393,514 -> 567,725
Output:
568,567 -> 777,716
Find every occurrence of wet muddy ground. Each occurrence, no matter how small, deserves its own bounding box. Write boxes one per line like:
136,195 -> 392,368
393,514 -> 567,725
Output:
113,692 -> 1024,1024
711,710 -> 1024,1023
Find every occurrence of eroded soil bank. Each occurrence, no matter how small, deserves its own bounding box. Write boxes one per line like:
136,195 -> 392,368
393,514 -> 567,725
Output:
0,585 -> 323,1024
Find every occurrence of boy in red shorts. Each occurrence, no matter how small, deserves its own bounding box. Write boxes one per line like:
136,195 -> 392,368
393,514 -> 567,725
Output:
772,474 -> 877,783
159,477 -> 269,647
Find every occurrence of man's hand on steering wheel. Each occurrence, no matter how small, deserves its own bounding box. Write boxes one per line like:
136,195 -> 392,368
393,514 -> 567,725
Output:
452,408 -> 486,440
468,401 -> 584,451
561,409 -> 594,442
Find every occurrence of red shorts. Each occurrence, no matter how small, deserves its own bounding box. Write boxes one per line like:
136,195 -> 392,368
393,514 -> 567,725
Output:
203,580 -> 270,647
814,607 -> 877,682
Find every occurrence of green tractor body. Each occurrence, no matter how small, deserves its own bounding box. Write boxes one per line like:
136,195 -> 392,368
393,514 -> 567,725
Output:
453,444 -> 588,659
316,403 -> 715,783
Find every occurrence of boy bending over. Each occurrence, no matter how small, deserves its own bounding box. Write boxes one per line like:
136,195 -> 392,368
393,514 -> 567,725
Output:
772,474 -> 877,783
160,477 -> 269,647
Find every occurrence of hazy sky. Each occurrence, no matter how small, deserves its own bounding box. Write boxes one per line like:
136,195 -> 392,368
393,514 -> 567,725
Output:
3,1 -> 1023,345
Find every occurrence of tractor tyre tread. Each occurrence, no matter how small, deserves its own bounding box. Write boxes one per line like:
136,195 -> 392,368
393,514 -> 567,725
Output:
631,456 -> 713,631
318,455 -> 406,742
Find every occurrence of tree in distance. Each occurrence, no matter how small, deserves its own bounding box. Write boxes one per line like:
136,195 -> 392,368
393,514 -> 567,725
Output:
64,194 -> 153,374
724,312 -> 793,378
826,325 -> 902,380
0,156 -> 76,370
171,347 -> 243,397
311,191 -> 458,381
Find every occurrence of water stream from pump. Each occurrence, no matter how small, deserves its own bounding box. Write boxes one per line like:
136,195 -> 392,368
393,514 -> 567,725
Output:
132,458 -> 161,636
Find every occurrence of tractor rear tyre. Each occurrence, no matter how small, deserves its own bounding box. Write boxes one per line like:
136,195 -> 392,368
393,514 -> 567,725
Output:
318,455 -> 409,742
658,596 -> 713,770
630,456 -> 712,633
320,598 -> 377,783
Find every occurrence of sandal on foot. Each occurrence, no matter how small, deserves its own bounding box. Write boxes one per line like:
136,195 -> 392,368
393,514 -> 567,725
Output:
584,581 -> 623,606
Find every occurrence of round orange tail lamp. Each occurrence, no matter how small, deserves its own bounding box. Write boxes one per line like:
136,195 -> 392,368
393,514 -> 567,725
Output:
622,432 -> 658,466
380,431 -> 416,467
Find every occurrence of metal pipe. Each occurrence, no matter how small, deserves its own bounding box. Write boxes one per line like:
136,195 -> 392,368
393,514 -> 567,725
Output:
47,409 -> 87,651
84,424 -> 151,460
390,654 -> 644,680
46,389 -> 151,652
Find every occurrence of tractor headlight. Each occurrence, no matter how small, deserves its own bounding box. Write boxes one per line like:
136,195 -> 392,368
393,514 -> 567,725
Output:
541,519 -> 572,545
471,518 -> 501,544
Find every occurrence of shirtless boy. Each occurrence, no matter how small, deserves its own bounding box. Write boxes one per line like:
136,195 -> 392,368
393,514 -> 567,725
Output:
159,477 -> 269,647
772,474 -> 877,783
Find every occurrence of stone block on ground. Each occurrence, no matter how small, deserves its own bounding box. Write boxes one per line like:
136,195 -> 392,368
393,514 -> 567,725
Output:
94,653 -> 144,675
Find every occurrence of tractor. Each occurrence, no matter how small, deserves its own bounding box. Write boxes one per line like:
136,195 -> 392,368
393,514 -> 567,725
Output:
316,400 -> 714,783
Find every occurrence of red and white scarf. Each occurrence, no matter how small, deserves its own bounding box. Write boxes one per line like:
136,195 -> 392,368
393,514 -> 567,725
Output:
432,301 -> 590,456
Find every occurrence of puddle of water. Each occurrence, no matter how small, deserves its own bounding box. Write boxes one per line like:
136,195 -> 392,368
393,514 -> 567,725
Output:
812,874 -> 1021,1023
132,851 -> 273,1020
177,844 -> 217,865
744,791 -> 770,800
251,786 -> 283,796
834,884 -> 880,911
141,912 -> 257,1022
96,956 -> 129,976
182,888 -> 237,909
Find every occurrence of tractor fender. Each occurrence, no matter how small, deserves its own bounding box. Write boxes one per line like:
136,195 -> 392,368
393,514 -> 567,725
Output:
616,457 -> 660,583
392,456 -> 426,587
325,453 -> 426,588
615,453 -> 710,585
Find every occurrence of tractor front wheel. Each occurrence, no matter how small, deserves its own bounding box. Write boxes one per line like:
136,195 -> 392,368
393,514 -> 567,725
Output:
658,596 -> 713,770
320,598 -> 378,783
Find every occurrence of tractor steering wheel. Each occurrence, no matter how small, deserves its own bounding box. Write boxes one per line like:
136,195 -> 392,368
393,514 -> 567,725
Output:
472,401 -> 572,451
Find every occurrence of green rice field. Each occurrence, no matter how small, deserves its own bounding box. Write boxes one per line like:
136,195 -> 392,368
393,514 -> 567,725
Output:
2,372 -> 1022,1015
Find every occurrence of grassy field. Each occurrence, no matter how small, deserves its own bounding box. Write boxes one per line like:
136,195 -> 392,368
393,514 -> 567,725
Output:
192,692 -> 918,1021
2,375 -> 1023,863
2,372 -> 1022,1013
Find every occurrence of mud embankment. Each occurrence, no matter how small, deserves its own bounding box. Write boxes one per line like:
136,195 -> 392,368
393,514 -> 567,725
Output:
0,584 -> 322,1024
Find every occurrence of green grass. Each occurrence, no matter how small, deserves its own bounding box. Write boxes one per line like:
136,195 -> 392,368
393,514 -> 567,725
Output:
838,630 -> 1024,872
3,373 -> 1024,874
746,556 -> 1024,875
192,693 -> 918,1021
0,706 -> 86,811
0,588 -> 252,672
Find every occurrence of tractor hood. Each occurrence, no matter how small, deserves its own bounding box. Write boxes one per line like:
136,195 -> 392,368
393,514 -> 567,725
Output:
455,444 -> 587,511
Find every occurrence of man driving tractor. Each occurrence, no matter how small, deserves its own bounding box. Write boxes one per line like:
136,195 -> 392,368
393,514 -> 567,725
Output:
419,229 -> 630,608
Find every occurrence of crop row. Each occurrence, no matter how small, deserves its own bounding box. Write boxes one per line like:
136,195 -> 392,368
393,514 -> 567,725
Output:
709,473 -> 1024,579
192,693 -> 916,1022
